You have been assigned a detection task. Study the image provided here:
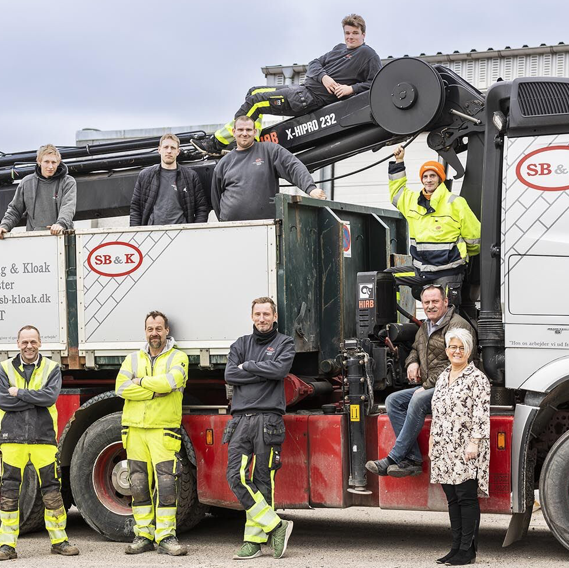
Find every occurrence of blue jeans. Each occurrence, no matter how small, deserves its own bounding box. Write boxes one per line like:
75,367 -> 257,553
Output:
385,386 -> 434,464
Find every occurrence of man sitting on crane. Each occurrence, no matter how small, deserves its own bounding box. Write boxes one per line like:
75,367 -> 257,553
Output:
194,14 -> 380,156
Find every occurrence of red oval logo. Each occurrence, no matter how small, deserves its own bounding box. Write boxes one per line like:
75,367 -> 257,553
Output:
87,241 -> 143,277
515,145 -> 569,191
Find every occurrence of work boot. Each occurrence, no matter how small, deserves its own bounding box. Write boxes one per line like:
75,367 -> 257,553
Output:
157,535 -> 187,556
365,457 -> 392,476
232,542 -> 262,560
125,536 -> 154,555
0,545 -> 16,561
445,545 -> 476,565
191,137 -> 225,157
51,540 -> 80,556
270,520 -> 294,559
387,459 -> 423,478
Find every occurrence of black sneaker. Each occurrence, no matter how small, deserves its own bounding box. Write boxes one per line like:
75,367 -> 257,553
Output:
387,459 -> 422,477
365,458 -> 391,476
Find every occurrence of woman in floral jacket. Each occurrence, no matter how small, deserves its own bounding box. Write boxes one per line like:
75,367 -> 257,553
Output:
429,328 -> 490,566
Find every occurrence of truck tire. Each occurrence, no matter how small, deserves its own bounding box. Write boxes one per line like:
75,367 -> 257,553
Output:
18,464 -> 45,534
69,412 -> 205,542
539,429 -> 569,551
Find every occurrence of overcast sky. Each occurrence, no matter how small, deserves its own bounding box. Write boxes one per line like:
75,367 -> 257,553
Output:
1,0 -> 568,152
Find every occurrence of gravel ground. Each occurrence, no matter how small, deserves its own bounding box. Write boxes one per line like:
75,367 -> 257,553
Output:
11,506 -> 568,567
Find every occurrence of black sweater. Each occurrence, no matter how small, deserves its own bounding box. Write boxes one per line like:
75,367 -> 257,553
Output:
225,328 -> 295,415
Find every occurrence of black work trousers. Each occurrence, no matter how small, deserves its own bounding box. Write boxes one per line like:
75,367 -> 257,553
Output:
224,413 -> 285,543
234,85 -> 322,124
442,479 -> 480,551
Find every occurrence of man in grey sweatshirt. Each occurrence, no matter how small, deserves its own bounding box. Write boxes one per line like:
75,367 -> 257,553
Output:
223,297 -> 295,560
211,116 -> 326,221
0,144 -> 76,238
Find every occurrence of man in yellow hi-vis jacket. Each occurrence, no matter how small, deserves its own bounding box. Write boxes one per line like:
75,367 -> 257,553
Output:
0,325 -> 79,561
386,145 -> 481,305
115,310 -> 188,556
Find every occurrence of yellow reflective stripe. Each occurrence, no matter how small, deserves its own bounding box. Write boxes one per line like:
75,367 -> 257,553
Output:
240,454 -> 257,501
251,455 -> 256,482
0,534 -> 17,545
215,123 -> 233,145
130,352 -> 139,376
250,87 -> 277,95
269,448 -> 276,508
132,505 -> 153,516
246,100 -> 271,118
117,378 -> 134,396
393,272 -> 416,278
0,511 -> 18,521
165,373 -> 177,389
156,507 -> 176,520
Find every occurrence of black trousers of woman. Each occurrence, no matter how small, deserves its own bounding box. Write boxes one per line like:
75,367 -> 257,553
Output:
442,479 -> 480,551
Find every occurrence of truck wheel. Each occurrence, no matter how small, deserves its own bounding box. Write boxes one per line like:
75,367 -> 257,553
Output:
177,428 -> 208,532
70,412 -> 205,541
539,429 -> 569,551
18,464 -> 45,534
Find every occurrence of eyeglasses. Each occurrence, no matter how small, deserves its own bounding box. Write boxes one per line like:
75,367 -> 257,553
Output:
447,345 -> 465,352
422,284 -> 444,291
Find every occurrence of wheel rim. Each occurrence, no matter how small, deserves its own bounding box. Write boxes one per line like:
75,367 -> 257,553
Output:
92,442 -> 132,515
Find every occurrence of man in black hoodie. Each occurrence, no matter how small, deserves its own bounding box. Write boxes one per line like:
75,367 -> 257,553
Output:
224,297 -> 295,560
0,144 -> 76,238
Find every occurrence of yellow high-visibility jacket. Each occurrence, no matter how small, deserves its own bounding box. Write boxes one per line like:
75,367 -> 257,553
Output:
389,164 -> 481,274
115,339 -> 188,429
0,354 -> 60,445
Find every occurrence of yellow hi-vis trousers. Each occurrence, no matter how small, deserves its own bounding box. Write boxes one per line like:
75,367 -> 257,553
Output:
0,443 -> 67,548
123,426 -> 181,543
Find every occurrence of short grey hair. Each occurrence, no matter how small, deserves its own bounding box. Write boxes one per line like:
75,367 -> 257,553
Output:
445,328 -> 473,357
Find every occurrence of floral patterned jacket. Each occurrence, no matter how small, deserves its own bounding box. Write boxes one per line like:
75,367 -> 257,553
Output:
430,362 -> 491,496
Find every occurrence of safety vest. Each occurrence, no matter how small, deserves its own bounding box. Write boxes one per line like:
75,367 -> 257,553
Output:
0,355 -> 59,445
116,347 -> 188,429
389,169 -> 481,274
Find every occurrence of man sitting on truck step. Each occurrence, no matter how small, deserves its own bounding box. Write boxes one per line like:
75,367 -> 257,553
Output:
0,325 -> 80,560
130,133 -> 210,226
193,14 -> 380,156
115,311 -> 189,556
385,145 -> 481,306
211,115 -> 326,221
0,144 -> 76,238
224,297 -> 296,560
366,284 -> 476,478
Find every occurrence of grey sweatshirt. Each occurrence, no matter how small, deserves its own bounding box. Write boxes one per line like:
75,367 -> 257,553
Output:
211,142 -> 317,221
305,42 -> 381,105
225,327 -> 295,415
0,163 -> 77,232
